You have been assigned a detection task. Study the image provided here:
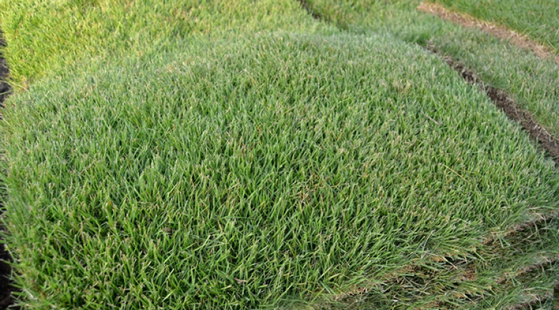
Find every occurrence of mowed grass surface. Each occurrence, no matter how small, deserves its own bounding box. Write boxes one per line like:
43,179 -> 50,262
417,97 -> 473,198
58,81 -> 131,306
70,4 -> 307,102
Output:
3,31 -> 559,308
433,0 -> 559,53
1,0 -> 559,309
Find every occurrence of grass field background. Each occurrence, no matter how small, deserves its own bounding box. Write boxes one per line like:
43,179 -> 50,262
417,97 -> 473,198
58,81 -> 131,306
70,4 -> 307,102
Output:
0,0 -> 329,89
0,0 -> 558,309
433,0 -> 559,53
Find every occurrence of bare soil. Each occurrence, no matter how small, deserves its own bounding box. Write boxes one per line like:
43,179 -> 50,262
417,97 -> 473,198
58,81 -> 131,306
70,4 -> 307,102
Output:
0,37 -> 15,310
0,56 -> 9,105
418,2 -> 559,64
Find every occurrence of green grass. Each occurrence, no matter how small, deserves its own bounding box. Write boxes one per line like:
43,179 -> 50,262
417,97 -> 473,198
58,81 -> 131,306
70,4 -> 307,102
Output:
0,0 -> 326,89
1,0 -> 559,309
305,0 -> 559,148
4,31 -> 559,308
433,0 -> 559,53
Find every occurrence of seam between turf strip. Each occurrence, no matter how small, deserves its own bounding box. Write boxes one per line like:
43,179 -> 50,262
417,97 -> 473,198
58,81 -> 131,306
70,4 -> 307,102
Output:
417,2 -> 559,64
0,34 -> 16,310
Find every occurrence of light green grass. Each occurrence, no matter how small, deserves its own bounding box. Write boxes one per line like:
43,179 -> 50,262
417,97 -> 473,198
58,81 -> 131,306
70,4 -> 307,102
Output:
1,0 -> 559,309
0,0 -> 326,89
3,30 -> 559,309
433,0 -> 559,53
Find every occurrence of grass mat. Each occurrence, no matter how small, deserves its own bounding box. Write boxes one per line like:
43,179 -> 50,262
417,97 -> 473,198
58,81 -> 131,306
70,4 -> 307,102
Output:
1,0 -> 558,309
2,32 -> 558,308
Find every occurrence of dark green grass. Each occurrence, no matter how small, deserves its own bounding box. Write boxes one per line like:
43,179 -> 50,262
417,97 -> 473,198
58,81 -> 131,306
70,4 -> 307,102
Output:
3,32 -> 558,308
433,0 -> 559,53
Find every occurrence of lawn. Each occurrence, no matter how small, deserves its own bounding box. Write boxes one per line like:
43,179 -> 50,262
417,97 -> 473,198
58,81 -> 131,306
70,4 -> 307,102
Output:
0,0 -> 558,309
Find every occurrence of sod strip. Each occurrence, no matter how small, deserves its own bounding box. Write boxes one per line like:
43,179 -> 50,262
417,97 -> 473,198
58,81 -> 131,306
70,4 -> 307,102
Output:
4,31 -> 559,308
294,2 -> 559,307
418,2 -> 559,64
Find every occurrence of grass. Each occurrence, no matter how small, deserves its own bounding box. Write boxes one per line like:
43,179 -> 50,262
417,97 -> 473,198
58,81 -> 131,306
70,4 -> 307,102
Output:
304,0 -> 559,151
1,0 -> 559,309
0,0 -> 326,89
433,0 -> 559,53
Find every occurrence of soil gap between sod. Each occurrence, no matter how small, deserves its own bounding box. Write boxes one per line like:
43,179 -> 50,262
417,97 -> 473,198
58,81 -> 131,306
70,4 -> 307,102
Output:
417,2 -> 559,64
0,33 -> 16,310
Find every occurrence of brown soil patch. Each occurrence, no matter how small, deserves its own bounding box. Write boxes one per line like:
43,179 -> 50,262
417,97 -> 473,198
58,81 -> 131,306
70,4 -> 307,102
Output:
0,39 -> 9,105
418,2 -> 559,64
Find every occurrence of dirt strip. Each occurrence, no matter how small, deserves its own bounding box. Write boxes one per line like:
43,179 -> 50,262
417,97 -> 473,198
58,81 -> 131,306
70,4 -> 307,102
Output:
296,0 -> 323,21
0,36 -> 15,310
0,40 -> 9,106
418,2 -> 559,64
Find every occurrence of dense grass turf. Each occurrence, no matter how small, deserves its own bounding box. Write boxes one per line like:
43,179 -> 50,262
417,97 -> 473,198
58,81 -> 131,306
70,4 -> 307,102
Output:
305,0 -> 559,146
3,31 -> 559,308
1,0 -> 559,309
302,0 -> 559,307
433,0 -> 559,53
0,0 -> 325,89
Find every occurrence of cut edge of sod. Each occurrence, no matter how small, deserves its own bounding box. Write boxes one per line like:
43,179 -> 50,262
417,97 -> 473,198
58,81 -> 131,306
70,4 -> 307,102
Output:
417,2 -> 559,64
